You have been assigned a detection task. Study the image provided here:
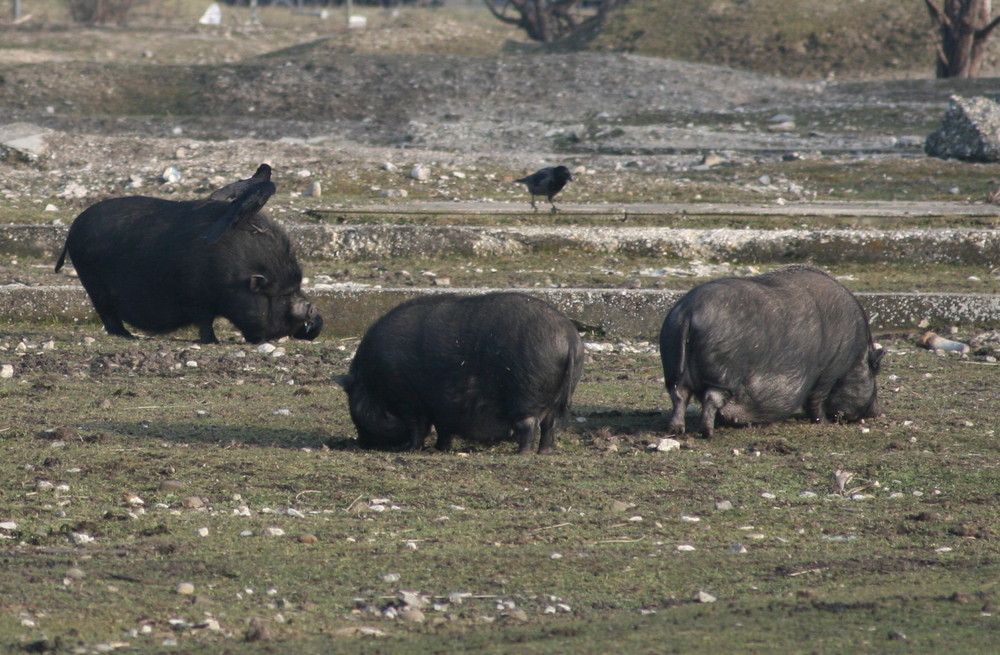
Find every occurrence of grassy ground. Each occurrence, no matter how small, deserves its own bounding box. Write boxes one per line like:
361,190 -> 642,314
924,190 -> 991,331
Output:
0,326 -> 998,653
589,0 -> 937,79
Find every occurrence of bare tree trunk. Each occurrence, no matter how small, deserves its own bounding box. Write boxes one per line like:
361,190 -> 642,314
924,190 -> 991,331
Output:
484,0 -> 625,44
925,0 -> 1000,77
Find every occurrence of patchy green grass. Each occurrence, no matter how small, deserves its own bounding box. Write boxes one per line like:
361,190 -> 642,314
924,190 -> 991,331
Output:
591,0 -> 934,79
0,326 -> 998,653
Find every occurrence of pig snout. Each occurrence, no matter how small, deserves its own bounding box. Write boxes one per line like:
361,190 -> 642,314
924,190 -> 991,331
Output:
292,300 -> 323,340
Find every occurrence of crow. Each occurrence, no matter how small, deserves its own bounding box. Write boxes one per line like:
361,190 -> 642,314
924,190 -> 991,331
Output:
515,165 -> 573,212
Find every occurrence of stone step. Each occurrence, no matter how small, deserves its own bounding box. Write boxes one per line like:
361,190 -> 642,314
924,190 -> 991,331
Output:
2,285 -> 996,339
4,223 -> 999,265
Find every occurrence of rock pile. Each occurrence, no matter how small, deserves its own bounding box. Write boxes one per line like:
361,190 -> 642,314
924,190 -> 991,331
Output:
925,94 -> 1000,162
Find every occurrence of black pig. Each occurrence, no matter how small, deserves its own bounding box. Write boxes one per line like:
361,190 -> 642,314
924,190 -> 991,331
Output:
55,167 -> 322,344
335,292 -> 584,454
659,265 -> 883,438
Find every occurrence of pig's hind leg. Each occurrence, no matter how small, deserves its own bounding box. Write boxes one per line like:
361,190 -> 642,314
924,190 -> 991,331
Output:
79,278 -> 133,338
666,383 -> 692,434
536,413 -> 559,454
698,388 -> 729,439
514,417 -> 541,455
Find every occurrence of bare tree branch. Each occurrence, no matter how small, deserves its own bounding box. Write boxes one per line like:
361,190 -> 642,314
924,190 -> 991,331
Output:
484,0 -> 626,43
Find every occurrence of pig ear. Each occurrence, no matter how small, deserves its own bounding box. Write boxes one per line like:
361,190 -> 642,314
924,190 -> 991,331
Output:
248,274 -> 268,292
207,164 -> 272,202
869,347 -> 885,373
201,180 -> 277,244
333,374 -> 354,391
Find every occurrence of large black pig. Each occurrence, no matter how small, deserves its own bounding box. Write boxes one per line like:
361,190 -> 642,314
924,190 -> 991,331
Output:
659,265 -> 883,438
335,292 -> 584,454
54,166 -> 322,344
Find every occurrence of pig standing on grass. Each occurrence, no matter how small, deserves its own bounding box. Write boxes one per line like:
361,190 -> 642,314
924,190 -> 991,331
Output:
55,165 -> 323,344
335,292 -> 584,454
659,265 -> 883,438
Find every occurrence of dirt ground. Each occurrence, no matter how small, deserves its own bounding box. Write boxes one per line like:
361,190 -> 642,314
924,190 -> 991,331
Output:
1,3 -> 981,213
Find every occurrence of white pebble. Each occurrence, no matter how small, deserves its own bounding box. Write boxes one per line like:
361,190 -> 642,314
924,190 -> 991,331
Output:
273,409 -> 291,416
0,521 -> 17,530
263,527 -> 285,537
196,527 -> 209,537
676,544 -> 696,552
650,438 -> 681,452
257,343 -> 277,354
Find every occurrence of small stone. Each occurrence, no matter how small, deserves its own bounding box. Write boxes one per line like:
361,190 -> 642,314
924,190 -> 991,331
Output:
305,181 -> 322,198
382,162 -> 398,172
696,590 -> 717,603
257,343 -> 277,355
298,533 -> 319,544
767,120 -> 796,132
650,438 -> 681,452
196,527 -> 210,537
159,480 -> 184,492
504,608 -> 529,622
245,618 -> 271,642
1,364 -> 15,378
66,567 -> 86,580
263,527 -> 285,537
175,582 -> 195,595
715,500 -> 733,511
182,496 -> 205,509
610,500 -> 630,513
0,521 -> 17,530
701,152 -> 724,167
409,164 -> 430,181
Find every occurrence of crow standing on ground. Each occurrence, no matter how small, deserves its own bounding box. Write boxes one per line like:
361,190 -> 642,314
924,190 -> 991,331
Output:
515,165 -> 573,212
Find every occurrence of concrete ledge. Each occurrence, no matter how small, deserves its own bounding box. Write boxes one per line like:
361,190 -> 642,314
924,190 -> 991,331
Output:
6,223 -> 999,265
3,285 -> 997,339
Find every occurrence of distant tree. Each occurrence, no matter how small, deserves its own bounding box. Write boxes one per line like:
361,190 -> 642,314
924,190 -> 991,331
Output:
484,0 -> 629,43
925,0 -> 1000,77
